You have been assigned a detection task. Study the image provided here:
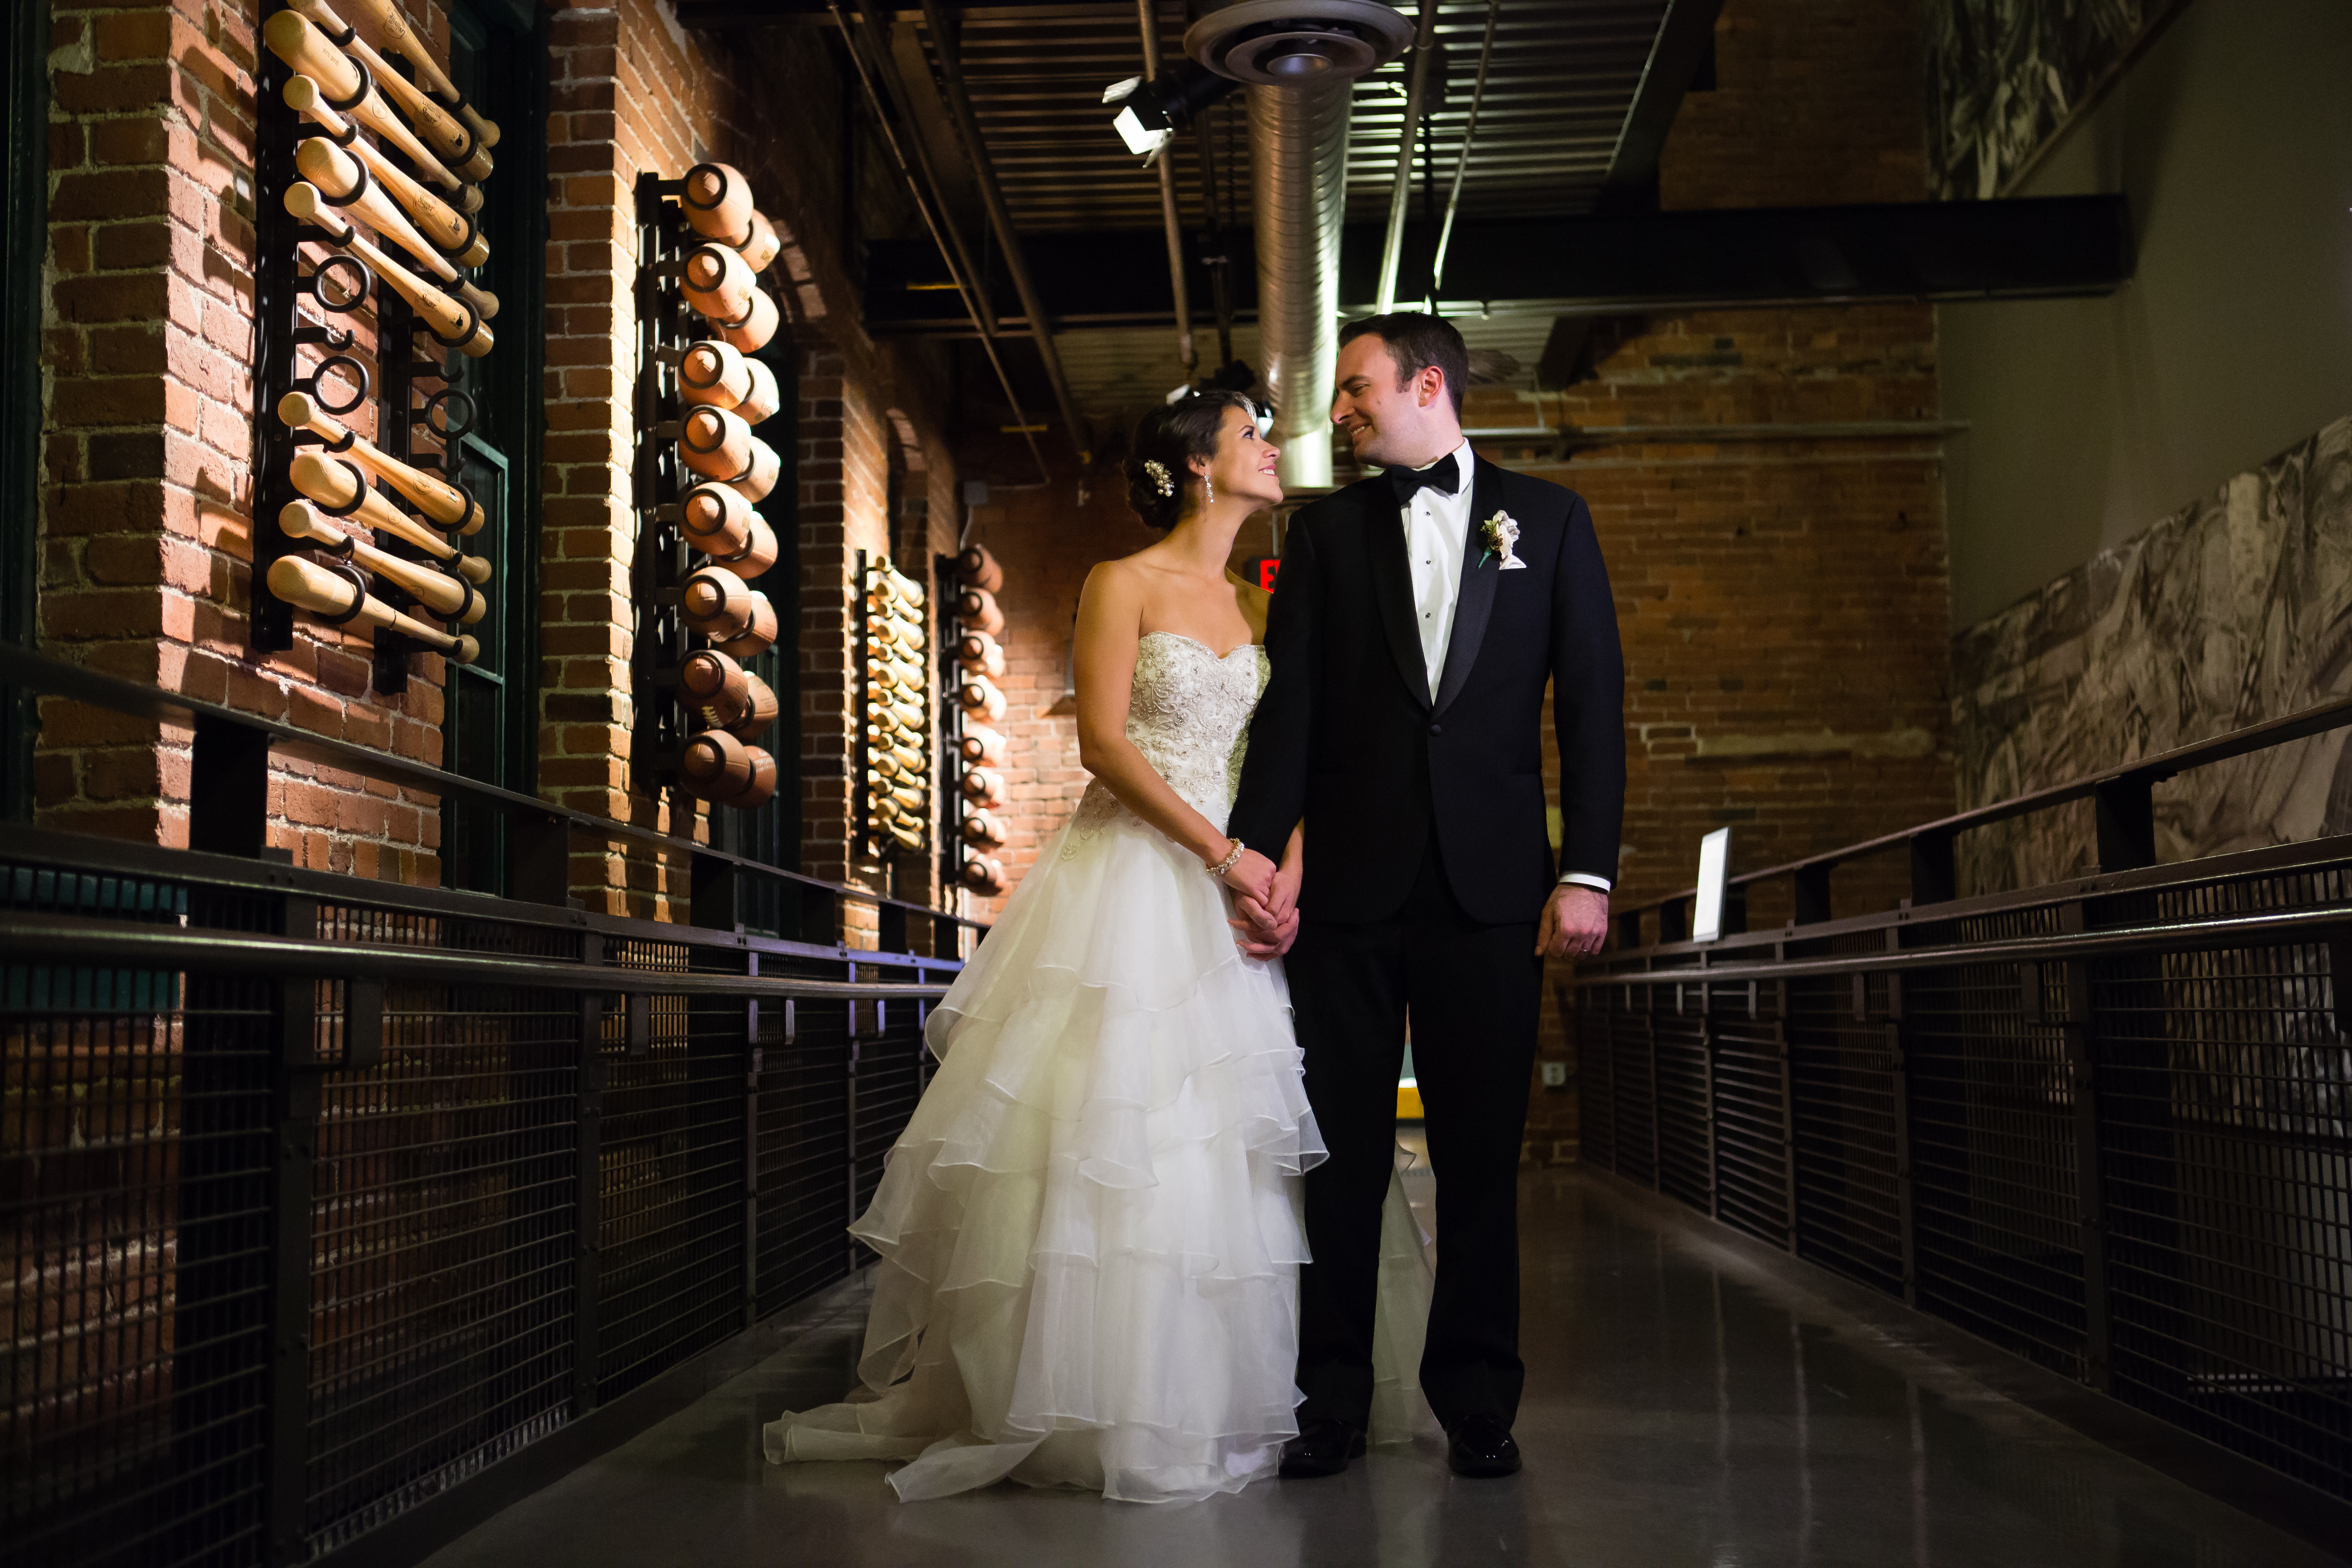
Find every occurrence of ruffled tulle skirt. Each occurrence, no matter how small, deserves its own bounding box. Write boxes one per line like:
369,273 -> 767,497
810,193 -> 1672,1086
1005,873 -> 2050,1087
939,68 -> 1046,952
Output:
763,794 -> 1432,1503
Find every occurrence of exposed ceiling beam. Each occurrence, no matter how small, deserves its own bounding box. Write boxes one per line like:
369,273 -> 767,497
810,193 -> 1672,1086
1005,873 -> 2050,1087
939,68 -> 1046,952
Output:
862,195 -> 2134,334
1599,0 -> 1726,206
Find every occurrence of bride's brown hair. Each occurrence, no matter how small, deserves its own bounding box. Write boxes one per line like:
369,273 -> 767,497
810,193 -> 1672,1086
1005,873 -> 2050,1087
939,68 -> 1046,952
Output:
1124,392 -> 1255,532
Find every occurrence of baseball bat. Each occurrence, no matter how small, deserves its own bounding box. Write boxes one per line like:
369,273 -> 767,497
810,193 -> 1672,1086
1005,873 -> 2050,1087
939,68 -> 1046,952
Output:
706,514 -> 779,578
715,593 -> 779,661
956,630 -> 1005,677
957,541 -> 1004,594
278,391 -> 484,536
961,858 -> 1006,896
713,289 -> 780,355
955,586 -> 1004,638
678,340 -> 752,410
960,811 -> 1006,850
679,406 -> 779,501
958,725 -> 1007,767
293,138 -> 496,319
263,13 -> 472,198
679,482 -> 753,558
682,244 -> 757,323
328,0 -> 502,150
285,0 -> 491,181
958,676 -> 1006,723
285,184 -> 493,357
267,555 -> 480,662
736,358 -> 781,425
682,163 -> 756,247
679,565 -> 755,639
960,768 -> 1007,809
737,210 -> 782,274
287,449 -> 487,572
284,74 -> 483,223
277,501 -> 486,623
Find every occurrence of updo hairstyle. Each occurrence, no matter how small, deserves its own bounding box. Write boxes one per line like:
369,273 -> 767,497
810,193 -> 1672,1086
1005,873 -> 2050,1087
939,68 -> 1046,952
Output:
1123,391 -> 1254,532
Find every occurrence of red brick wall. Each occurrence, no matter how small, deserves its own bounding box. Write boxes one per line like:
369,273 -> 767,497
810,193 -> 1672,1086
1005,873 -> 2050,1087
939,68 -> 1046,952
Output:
33,2 -> 961,935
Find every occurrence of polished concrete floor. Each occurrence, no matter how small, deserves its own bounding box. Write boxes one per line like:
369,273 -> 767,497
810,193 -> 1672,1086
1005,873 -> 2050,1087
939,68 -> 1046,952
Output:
421,1156 -> 2344,1568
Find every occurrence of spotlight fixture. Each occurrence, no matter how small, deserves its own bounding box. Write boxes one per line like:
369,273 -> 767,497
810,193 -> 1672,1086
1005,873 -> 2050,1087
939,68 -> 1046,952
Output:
1105,63 -> 1241,160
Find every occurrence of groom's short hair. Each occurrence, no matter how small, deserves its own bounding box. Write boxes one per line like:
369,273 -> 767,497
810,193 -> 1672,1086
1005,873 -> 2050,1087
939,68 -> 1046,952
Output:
1338,312 -> 1469,417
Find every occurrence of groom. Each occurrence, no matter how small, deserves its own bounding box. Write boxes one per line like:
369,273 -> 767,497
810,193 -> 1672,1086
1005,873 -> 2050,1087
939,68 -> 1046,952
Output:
1227,313 -> 1625,1479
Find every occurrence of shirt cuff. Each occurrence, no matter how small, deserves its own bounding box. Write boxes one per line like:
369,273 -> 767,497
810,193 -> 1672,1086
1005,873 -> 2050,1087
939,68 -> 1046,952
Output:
1559,872 -> 1611,892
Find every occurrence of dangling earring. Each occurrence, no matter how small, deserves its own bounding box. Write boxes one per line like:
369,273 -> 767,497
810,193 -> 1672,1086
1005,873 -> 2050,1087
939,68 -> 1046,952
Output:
1204,473 -> 1215,507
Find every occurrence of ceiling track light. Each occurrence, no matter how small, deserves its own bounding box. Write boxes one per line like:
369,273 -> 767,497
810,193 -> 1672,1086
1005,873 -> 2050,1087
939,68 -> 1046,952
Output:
1105,62 -> 1241,160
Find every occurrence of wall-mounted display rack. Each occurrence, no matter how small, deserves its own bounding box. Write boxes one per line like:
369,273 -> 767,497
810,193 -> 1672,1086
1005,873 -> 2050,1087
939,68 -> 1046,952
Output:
251,0 -> 501,692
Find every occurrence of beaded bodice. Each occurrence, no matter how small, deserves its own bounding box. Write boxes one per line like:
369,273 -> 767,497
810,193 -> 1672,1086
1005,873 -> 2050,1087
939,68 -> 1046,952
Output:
1066,632 -> 1268,846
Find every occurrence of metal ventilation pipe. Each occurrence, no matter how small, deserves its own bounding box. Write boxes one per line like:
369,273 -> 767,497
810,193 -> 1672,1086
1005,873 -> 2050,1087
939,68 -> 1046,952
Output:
1248,80 -> 1350,489
1186,1 -> 1410,491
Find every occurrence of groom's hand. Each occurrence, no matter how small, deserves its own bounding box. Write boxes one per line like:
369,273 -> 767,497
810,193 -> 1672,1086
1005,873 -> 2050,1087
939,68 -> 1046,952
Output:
1538,884 -> 1609,959
1231,900 -> 1299,958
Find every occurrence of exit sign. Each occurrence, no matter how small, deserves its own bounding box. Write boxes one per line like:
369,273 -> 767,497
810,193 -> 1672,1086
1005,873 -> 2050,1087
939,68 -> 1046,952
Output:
1244,558 -> 1279,591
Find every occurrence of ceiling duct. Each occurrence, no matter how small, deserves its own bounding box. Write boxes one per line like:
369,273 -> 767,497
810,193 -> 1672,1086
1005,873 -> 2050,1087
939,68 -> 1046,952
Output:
1189,0 -> 1410,489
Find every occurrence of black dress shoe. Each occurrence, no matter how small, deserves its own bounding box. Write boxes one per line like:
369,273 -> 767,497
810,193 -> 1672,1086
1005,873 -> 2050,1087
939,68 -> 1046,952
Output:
1279,1417 -> 1367,1478
1446,1414 -> 1521,1478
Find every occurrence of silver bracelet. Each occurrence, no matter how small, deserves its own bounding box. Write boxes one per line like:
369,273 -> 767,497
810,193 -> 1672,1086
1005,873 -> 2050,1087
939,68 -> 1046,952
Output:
1209,838 -> 1246,879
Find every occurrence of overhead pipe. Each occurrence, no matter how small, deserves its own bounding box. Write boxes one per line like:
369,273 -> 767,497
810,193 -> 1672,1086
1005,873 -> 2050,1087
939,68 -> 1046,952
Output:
849,0 -> 997,337
1372,0 -> 1441,314
1428,0 -> 1499,300
915,0 -> 1091,464
1135,0 -> 1197,374
1249,78 -> 1351,490
828,1 -> 1047,482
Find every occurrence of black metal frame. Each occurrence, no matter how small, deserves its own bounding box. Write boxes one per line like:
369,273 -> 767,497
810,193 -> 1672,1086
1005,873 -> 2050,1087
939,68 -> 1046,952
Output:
1572,699 -> 2352,1512
0,0 -> 46,821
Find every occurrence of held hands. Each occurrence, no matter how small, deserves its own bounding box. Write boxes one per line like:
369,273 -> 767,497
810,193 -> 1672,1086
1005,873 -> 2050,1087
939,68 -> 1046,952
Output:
1231,895 -> 1299,958
1538,883 -> 1610,959
1219,845 -> 1278,906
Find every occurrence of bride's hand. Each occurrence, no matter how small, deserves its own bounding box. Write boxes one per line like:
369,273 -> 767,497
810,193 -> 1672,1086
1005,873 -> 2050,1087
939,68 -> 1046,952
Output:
1221,846 -> 1278,904
1231,903 -> 1298,958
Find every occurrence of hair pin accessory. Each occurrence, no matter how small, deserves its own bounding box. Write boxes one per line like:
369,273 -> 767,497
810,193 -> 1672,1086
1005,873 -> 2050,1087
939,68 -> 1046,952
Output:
1143,459 -> 1173,497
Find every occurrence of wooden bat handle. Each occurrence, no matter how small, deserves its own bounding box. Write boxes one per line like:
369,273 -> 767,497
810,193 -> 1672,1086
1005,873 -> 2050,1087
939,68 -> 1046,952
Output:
267,555 -> 479,662
678,339 -> 751,409
285,184 -> 492,356
287,0 -> 492,181
277,390 -> 484,536
285,75 -> 483,220
715,288 -> 780,355
278,501 -> 485,623
264,14 -> 468,196
336,0 -> 501,148
288,448 -> 466,567
294,139 -> 496,319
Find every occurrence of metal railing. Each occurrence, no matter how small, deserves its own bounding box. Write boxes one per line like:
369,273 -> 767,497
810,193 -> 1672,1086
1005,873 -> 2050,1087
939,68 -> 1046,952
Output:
0,643 -> 982,953
1570,699 -> 2352,1509
0,833 -> 955,1564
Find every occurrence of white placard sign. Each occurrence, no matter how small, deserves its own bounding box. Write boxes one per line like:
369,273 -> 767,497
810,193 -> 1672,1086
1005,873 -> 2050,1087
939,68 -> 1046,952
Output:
1693,827 -> 1731,944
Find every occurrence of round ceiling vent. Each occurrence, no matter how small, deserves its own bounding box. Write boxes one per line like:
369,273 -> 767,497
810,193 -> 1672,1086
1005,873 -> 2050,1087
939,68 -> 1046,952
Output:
1183,0 -> 1416,86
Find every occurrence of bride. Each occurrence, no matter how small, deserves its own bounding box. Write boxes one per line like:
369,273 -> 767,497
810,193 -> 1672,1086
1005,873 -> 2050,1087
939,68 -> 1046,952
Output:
764,394 -> 1432,1503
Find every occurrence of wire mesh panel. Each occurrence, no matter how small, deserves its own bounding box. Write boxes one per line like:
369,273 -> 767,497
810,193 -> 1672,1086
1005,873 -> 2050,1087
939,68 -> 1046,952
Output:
850,1005 -> 930,1265
1711,999 -> 1791,1247
1609,999 -> 1657,1188
1787,973 -> 1905,1296
2,864 -> 278,1568
596,949 -> 747,1401
2094,934 -> 2352,1500
1653,999 -> 1711,1214
1575,990 -> 1618,1176
754,1000 -> 852,1311
1904,960 -> 2087,1380
301,983 -> 580,1557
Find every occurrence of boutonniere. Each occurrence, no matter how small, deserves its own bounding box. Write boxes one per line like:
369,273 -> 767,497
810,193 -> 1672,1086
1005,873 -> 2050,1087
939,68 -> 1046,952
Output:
1478,511 -> 1527,570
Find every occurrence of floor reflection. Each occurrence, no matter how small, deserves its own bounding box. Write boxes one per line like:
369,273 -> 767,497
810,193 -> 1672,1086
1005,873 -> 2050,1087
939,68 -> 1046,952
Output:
422,1168 -> 2342,1568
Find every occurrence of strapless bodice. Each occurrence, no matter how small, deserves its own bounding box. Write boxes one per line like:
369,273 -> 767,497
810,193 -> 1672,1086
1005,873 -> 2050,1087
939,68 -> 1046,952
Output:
1068,631 -> 1267,842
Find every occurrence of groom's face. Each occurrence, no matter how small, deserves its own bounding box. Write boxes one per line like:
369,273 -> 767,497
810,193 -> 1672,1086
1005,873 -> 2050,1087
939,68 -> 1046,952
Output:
1331,334 -> 1446,470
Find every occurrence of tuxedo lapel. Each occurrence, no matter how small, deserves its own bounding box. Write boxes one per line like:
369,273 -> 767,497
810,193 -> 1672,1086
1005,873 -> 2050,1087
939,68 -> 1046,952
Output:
1432,457 -> 1502,717
1361,482 -> 1433,711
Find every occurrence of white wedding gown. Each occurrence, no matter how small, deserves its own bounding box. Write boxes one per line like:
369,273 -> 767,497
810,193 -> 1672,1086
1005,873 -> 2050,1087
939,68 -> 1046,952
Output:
764,632 -> 1434,1503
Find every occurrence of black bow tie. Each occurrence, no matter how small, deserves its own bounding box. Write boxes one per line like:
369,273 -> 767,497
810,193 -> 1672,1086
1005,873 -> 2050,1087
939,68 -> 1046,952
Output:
1385,452 -> 1460,505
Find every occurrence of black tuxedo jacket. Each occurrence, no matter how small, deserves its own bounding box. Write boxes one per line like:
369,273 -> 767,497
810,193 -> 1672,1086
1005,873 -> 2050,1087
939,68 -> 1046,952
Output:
1228,454 -> 1625,927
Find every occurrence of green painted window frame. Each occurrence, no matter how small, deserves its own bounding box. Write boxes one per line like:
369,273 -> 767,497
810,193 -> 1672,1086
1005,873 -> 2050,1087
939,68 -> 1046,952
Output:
0,1 -> 48,820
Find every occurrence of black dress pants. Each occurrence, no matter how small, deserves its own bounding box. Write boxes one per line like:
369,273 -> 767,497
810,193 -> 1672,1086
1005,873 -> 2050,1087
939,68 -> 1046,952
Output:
1286,838 -> 1540,1430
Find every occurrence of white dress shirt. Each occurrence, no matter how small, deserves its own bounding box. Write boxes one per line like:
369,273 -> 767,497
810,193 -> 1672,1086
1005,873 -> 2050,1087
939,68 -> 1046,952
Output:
1394,440 -> 1612,894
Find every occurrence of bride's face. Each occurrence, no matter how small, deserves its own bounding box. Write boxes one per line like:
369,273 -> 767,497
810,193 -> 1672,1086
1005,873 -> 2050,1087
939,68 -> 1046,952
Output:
1192,405 -> 1282,511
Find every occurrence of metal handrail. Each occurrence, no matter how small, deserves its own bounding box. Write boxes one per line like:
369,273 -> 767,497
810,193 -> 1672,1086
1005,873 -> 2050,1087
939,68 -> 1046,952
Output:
0,913 -> 954,997
1569,900 -> 2352,1002
1616,686 -> 2352,931
0,641 -> 986,932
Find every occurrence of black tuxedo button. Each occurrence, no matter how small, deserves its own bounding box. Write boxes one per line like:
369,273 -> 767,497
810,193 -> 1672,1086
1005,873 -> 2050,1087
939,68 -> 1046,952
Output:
1428,723 -> 1442,735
